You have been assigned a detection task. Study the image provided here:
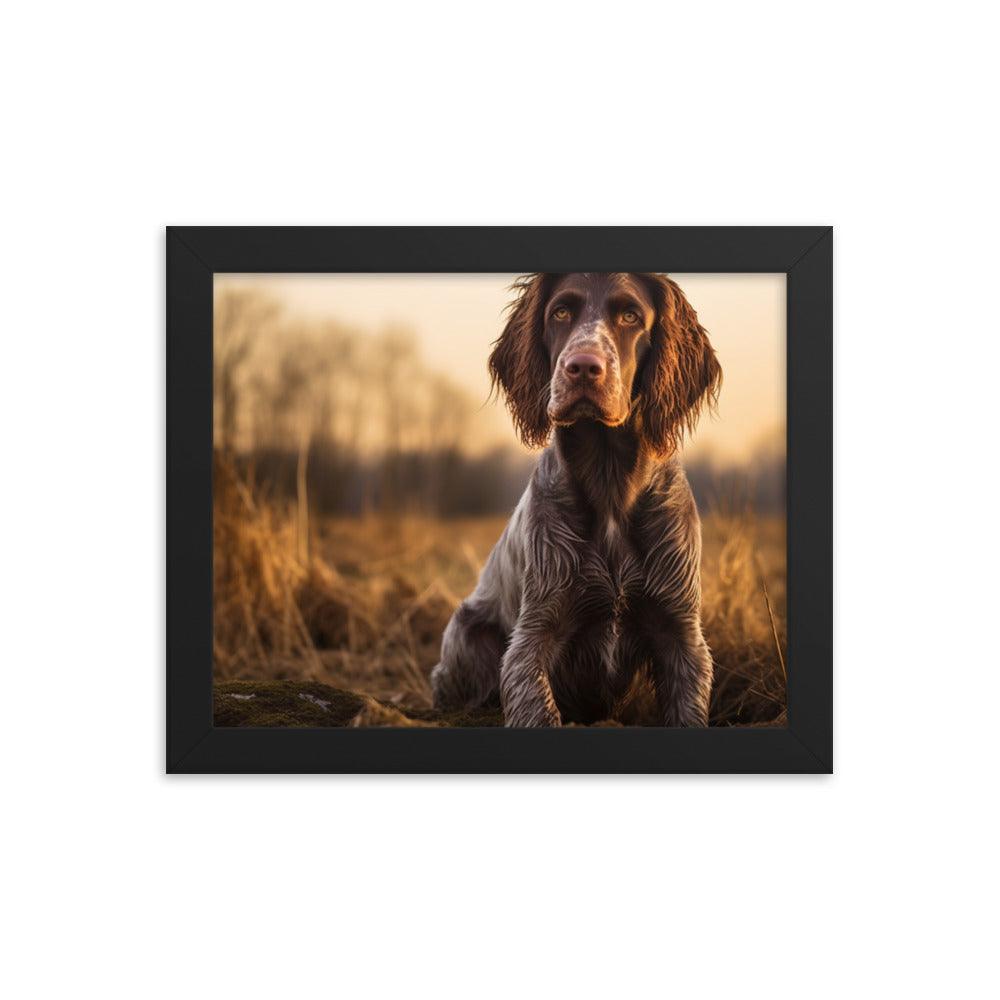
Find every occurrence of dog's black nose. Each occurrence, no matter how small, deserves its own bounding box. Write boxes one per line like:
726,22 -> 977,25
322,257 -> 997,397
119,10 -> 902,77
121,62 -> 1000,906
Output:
563,353 -> 606,383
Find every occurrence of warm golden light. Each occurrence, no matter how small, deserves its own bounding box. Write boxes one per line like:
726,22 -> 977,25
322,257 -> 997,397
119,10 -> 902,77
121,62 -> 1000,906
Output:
214,272 -> 785,464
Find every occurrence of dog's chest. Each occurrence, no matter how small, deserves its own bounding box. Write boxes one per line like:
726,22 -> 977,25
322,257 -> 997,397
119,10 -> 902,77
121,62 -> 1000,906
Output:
554,523 -> 647,701
576,518 -> 645,624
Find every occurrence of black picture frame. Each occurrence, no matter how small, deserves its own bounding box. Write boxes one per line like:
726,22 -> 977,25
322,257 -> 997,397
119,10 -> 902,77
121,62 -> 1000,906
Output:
167,226 -> 832,774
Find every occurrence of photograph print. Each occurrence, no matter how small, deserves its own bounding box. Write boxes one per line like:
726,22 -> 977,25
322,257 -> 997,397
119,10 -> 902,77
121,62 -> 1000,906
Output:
213,270 -> 786,729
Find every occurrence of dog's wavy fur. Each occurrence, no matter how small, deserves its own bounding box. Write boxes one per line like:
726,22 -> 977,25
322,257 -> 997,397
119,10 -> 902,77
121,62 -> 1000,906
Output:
431,273 -> 721,726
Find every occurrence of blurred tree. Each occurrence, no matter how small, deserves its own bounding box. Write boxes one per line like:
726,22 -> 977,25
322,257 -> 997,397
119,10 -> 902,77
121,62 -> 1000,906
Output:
373,327 -> 422,512
213,288 -> 279,452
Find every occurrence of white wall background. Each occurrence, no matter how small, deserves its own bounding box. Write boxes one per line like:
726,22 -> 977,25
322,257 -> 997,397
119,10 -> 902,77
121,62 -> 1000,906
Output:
2,3 -> 996,998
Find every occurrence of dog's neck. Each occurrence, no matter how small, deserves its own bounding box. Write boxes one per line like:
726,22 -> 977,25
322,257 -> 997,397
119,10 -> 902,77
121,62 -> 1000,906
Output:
553,420 -> 659,524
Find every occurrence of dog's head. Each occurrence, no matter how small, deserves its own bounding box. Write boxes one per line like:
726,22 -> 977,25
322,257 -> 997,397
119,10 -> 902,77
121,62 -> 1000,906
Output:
489,272 -> 721,453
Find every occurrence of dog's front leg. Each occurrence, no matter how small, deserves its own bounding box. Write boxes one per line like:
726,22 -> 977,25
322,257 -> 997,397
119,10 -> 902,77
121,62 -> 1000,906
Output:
648,615 -> 713,727
500,588 -> 566,727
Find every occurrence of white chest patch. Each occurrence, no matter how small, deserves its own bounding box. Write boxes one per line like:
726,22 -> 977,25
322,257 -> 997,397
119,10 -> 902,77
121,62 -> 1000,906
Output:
603,517 -> 620,545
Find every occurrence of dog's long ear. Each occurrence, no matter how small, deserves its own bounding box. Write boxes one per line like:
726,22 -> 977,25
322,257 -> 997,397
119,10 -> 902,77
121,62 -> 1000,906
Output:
488,273 -> 554,448
636,274 -> 722,454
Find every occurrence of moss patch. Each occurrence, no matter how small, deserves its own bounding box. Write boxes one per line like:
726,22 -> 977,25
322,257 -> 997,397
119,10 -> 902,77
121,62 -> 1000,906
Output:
214,680 -> 503,728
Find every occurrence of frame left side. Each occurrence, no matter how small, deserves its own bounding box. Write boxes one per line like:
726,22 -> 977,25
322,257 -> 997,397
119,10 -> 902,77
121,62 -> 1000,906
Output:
166,230 -> 215,771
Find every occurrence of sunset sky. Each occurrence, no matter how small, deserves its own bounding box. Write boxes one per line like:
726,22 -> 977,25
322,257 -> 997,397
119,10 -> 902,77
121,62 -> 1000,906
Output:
215,273 -> 785,462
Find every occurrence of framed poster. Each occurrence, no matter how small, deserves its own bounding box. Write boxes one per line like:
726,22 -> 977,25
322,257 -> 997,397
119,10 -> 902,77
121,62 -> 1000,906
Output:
167,226 -> 831,773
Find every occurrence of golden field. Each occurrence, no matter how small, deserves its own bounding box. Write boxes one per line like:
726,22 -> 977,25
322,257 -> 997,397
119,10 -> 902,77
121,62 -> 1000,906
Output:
213,457 -> 786,727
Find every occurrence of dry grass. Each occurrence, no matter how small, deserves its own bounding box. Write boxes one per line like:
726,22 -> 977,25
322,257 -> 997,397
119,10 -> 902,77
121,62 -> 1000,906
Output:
701,514 -> 786,725
214,456 -> 786,726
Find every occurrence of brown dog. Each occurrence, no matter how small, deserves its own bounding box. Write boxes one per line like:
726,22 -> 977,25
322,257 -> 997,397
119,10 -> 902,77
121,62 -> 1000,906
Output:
431,273 -> 721,726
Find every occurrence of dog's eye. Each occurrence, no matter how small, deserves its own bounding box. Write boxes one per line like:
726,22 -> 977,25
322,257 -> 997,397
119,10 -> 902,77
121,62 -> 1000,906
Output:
552,306 -> 571,322
621,309 -> 640,324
